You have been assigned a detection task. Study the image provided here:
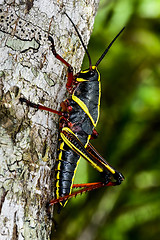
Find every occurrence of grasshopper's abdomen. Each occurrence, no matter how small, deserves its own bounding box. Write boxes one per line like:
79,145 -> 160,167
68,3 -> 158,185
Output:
55,140 -> 80,206
56,130 -> 90,207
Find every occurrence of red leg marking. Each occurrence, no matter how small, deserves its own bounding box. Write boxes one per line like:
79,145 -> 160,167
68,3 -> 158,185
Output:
72,182 -> 102,188
49,181 -> 116,206
48,36 -> 74,92
90,129 -> 99,139
19,97 -> 69,117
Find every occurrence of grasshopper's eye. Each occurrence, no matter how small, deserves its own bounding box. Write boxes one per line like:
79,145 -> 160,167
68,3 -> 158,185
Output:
90,70 -> 95,76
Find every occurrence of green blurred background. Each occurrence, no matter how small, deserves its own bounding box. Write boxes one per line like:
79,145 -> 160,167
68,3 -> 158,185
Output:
52,0 -> 160,239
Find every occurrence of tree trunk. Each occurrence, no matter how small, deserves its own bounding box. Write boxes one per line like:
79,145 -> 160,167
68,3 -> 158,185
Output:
0,0 -> 100,239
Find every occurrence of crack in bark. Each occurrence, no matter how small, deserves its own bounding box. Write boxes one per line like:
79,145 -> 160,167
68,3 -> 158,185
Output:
0,188 -> 8,214
12,211 -> 18,240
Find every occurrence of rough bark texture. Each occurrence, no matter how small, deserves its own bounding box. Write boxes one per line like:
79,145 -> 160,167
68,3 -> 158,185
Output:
0,0 -> 100,239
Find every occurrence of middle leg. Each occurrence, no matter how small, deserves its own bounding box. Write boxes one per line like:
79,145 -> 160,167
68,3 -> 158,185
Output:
19,97 -> 69,117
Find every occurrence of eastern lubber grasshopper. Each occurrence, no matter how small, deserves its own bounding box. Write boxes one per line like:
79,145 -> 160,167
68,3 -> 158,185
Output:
20,13 -> 125,209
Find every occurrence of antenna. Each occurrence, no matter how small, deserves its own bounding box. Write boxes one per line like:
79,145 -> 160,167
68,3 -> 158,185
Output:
95,27 -> 125,67
64,12 -> 92,69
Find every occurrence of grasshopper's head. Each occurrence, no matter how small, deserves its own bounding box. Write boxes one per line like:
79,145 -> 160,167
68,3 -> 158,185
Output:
77,66 -> 100,82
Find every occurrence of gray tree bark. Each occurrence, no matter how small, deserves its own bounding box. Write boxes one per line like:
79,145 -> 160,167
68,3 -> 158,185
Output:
0,0 -> 100,239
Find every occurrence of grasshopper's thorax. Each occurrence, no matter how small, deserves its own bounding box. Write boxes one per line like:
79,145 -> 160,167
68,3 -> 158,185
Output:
72,66 -> 101,127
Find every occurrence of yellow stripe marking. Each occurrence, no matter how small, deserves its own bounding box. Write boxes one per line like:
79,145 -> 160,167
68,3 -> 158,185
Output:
73,66 -> 101,127
59,151 -> 62,160
76,78 -> 89,82
60,142 -> 65,150
56,140 -> 82,207
60,127 -> 103,172
72,94 -> 97,127
61,127 -> 116,174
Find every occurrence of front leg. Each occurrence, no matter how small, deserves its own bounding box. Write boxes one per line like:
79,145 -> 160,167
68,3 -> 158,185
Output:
48,36 -> 74,93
